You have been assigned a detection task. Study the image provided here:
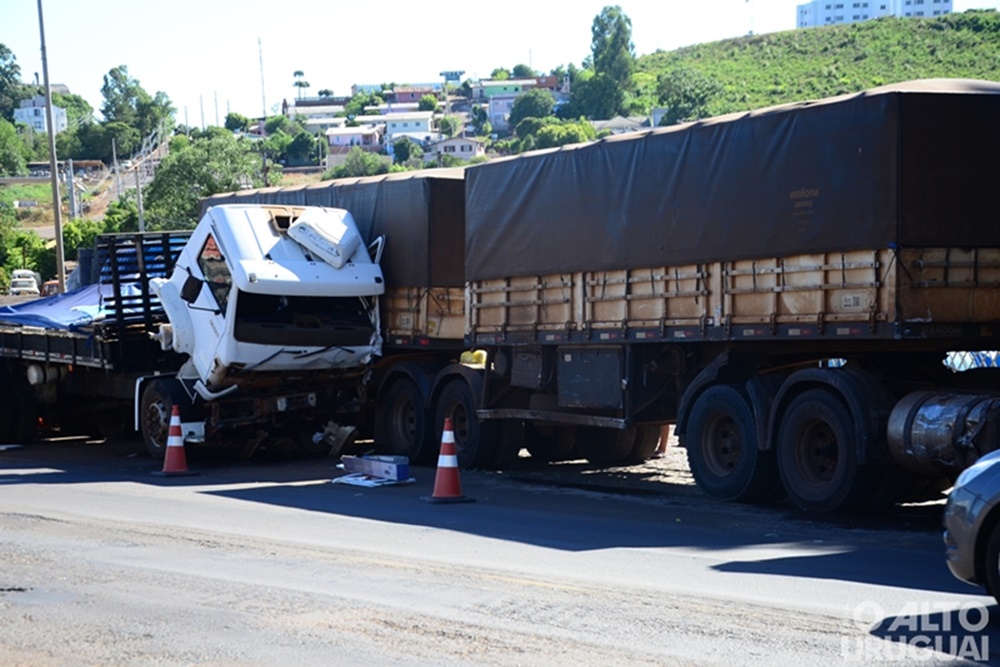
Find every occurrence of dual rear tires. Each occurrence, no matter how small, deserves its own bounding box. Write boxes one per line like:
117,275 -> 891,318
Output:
684,383 -> 883,512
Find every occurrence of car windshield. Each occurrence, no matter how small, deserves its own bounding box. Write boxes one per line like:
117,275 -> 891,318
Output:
11,279 -> 34,288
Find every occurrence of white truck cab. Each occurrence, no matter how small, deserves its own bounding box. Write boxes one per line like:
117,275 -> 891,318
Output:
152,204 -> 385,397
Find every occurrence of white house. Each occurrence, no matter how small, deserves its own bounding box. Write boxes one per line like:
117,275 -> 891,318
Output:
13,95 -> 68,134
325,125 -> 382,150
423,136 -> 486,163
383,112 -> 435,141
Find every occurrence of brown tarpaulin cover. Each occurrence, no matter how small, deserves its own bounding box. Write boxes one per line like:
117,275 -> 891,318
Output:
464,79 -> 1000,281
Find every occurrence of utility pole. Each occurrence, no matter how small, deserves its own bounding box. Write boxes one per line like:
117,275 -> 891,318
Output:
37,0 -> 66,291
259,38 -> 269,185
135,168 -> 145,232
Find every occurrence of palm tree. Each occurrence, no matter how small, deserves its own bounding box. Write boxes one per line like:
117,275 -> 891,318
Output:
293,71 -> 310,100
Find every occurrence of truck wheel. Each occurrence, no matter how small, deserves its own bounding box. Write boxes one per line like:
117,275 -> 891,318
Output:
525,424 -> 578,462
489,420 -> 524,470
434,380 -> 494,470
140,379 -> 185,460
381,379 -> 433,464
625,425 -> 661,463
776,389 -> 879,512
578,427 -> 636,465
684,384 -> 779,502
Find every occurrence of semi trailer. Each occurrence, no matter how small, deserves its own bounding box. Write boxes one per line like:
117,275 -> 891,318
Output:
200,78 -> 1000,511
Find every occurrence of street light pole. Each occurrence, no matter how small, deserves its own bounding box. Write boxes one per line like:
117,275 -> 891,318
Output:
37,0 -> 66,292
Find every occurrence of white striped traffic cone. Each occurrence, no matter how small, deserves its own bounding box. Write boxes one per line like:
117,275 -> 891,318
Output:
152,405 -> 198,477
420,417 -> 474,504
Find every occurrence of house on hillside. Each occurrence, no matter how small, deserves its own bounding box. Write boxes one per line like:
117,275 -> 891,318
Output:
384,112 -> 435,141
14,95 -> 68,134
423,136 -> 485,164
325,125 -> 383,168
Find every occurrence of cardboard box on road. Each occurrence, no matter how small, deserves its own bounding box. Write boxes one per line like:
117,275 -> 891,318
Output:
340,455 -> 410,482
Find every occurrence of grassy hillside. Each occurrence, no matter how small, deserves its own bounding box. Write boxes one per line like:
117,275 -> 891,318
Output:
635,10 -> 1000,115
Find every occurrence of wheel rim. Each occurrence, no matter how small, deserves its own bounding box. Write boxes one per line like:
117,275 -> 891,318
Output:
700,413 -> 742,478
143,401 -> 169,451
390,395 -> 418,446
792,418 -> 838,485
444,399 -> 471,444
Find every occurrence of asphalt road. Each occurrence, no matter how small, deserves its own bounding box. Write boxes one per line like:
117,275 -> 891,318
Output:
0,436 -> 993,666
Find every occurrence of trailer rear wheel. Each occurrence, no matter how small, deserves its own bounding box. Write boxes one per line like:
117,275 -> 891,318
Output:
140,379 -> 186,460
525,424 -> 578,462
684,384 -> 779,502
489,420 -> 524,470
381,379 -> 434,464
578,427 -> 636,466
626,425 -> 661,463
776,389 -> 879,512
435,380 -> 494,469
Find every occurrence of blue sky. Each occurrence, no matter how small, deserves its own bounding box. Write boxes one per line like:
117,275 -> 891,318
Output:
3,0 -> 999,126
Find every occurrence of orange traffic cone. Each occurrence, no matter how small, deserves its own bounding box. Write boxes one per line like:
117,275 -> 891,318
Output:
420,418 -> 474,504
152,405 -> 198,477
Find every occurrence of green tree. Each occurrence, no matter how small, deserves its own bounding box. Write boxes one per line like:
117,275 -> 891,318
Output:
101,194 -> 140,233
2,229 -> 46,277
513,116 -> 560,141
293,70 -> 310,99
590,6 -> 635,116
324,146 -> 391,179
656,67 -> 723,125
471,105 -> 491,136
343,91 -> 384,118
592,6 -> 635,82
0,118 -> 28,176
224,112 -> 250,132
0,44 -> 24,122
535,121 -> 596,149
392,137 -> 422,165
490,68 -> 511,80
509,89 -> 556,132
285,130 -> 317,162
418,94 -> 439,112
437,114 -> 463,138
143,133 -> 264,229
100,65 -> 174,138
52,92 -> 94,128
557,72 -> 619,120
512,64 -> 537,78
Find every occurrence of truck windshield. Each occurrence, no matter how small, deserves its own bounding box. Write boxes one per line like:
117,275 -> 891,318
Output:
233,291 -> 375,347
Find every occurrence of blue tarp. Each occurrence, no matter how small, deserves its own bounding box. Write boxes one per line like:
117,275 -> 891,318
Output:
0,283 -> 146,331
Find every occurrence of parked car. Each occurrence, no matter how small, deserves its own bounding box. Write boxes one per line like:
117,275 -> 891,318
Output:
9,278 -> 40,297
943,449 -> 1000,603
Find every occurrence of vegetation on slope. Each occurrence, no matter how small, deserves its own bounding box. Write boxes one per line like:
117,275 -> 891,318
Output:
633,10 -> 1000,118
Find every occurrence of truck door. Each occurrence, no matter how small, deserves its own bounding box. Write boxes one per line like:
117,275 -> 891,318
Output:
188,232 -> 231,386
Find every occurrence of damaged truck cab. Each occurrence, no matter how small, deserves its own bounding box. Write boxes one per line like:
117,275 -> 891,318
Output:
141,204 -> 385,458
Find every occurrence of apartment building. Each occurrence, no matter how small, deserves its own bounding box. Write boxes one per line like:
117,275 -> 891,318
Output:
797,0 -> 952,27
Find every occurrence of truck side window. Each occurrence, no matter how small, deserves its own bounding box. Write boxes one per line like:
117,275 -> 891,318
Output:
197,234 -> 232,314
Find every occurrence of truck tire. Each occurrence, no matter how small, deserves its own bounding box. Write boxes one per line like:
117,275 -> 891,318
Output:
776,388 -> 880,512
434,380 -> 494,470
525,424 -> 578,462
578,427 -> 636,466
625,425 -> 661,463
489,420 -> 524,470
0,370 -> 39,444
140,378 -> 187,460
381,379 -> 434,464
684,384 -> 780,502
